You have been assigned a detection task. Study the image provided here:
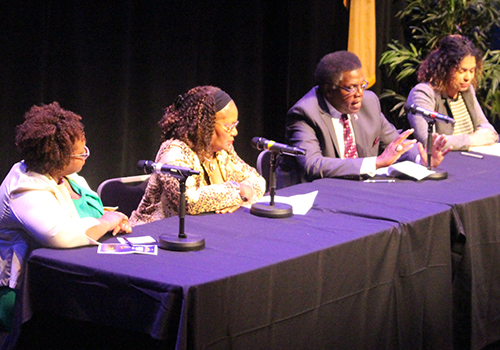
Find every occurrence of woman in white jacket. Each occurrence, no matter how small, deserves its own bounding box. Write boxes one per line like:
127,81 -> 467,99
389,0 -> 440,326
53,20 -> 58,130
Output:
0,102 -> 131,332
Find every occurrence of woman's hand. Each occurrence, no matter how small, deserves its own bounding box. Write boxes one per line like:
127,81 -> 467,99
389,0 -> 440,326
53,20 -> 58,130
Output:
87,211 -> 132,241
238,183 -> 254,202
101,211 -> 132,236
469,128 -> 499,147
215,204 -> 242,214
215,182 -> 255,214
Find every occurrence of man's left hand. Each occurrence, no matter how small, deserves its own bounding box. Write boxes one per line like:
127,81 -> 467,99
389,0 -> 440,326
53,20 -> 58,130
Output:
418,133 -> 452,167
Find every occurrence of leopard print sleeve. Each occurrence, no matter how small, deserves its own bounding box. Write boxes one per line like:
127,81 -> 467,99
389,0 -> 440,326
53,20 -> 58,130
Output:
130,139 -> 266,226
156,140 -> 251,216
218,146 -> 266,203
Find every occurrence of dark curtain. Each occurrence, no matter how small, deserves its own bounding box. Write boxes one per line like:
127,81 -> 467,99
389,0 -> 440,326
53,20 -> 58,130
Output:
0,0 -> 404,189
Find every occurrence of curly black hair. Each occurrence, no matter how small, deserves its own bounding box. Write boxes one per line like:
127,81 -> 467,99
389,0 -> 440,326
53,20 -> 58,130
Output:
15,102 -> 85,174
158,86 -> 219,159
418,34 -> 483,92
314,51 -> 362,94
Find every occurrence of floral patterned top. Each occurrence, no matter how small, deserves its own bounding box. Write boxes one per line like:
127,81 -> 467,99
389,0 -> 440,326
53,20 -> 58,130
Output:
129,139 -> 266,226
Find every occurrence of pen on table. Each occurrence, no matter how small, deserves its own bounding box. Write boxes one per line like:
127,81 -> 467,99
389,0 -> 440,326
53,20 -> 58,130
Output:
363,179 -> 396,183
461,152 -> 483,159
122,237 -> 133,247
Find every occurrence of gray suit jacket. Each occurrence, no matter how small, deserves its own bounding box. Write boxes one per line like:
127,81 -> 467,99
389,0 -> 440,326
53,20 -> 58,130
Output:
407,82 -> 496,151
285,87 -> 415,181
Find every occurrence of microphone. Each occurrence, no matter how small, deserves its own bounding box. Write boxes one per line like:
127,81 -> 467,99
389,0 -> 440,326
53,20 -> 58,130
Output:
137,160 -> 199,178
405,104 -> 455,124
251,137 -> 306,156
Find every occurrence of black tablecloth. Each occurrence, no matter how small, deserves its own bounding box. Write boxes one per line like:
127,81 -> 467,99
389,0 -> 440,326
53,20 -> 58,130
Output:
314,150 -> 500,350
13,151 -> 500,349
289,150 -> 500,350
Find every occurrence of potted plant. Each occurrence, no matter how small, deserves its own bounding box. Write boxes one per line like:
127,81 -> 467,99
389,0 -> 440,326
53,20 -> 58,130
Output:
379,0 -> 500,128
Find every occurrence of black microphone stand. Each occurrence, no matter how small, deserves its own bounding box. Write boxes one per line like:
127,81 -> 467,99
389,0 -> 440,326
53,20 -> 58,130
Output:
157,169 -> 205,251
424,120 -> 448,180
250,152 -> 293,218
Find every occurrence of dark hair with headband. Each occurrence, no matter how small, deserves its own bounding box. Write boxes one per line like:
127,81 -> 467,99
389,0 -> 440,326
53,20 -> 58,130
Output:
214,90 -> 232,112
159,86 -> 233,158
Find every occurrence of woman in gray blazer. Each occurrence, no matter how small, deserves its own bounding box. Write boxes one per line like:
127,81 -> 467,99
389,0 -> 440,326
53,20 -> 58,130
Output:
407,35 -> 498,151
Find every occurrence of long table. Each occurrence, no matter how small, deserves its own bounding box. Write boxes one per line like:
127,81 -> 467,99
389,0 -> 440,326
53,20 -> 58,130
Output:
293,151 -> 500,350
11,151 -> 500,349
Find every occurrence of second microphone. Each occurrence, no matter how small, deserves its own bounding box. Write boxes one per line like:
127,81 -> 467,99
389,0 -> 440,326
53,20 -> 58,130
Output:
251,137 -> 306,156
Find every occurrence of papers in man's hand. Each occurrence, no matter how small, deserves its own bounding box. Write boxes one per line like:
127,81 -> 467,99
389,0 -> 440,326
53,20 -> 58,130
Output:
376,161 -> 435,181
469,143 -> 500,156
251,190 -> 318,215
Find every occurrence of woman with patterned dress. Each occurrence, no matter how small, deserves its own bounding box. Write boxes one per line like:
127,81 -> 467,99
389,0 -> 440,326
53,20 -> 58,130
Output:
130,86 -> 266,226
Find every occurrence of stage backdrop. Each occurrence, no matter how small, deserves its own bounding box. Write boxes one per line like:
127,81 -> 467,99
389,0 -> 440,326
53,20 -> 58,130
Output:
1,0 -> 405,189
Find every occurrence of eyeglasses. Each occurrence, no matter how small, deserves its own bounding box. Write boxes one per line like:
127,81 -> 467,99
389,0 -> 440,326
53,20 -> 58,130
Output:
336,80 -> 369,96
216,120 -> 239,133
71,145 -> 90,160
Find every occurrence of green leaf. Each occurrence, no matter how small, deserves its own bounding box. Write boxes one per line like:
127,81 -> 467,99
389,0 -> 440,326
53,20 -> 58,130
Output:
379,0 -> 500,122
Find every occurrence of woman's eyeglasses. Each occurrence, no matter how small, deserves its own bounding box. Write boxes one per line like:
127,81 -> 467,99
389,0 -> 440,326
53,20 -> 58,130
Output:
71,145 -> 90,160
216,120 -> 239,133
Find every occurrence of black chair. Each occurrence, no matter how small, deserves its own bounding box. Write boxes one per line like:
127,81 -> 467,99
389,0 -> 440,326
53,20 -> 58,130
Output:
255,150 -> 302,192
97,174 -> 151,217
256,150 -> 271,189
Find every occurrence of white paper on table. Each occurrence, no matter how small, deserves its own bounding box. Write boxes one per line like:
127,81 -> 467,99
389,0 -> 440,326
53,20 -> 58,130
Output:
469,143 -> 500,156
375,161 -> 435,181
247,190 -> 318,215
117,236 -> 157,244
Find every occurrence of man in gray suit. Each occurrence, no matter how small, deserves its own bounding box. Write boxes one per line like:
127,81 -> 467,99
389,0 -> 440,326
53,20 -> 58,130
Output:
285,51 -> 450,181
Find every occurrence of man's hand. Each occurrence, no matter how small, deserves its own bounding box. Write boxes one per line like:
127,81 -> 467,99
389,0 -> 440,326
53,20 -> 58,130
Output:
376,129 -> 417,169
418,133 -> 452,167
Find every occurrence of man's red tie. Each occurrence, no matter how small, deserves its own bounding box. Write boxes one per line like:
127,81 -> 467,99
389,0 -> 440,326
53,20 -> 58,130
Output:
341,114 -> 358,158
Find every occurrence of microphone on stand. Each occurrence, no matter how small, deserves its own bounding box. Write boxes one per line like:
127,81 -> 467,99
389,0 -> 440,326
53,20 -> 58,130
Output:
251,137 -> 306,156
250,137 -> 300,218
137,160 -> 204,251
404,104 -> 449,180
137,160 -> 199,178
405,104 -> 455,124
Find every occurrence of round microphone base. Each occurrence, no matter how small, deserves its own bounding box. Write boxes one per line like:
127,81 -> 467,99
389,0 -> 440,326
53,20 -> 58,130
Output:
250,202 -> 293,218
158,233 -> 205,251
424,170 -> 448,181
